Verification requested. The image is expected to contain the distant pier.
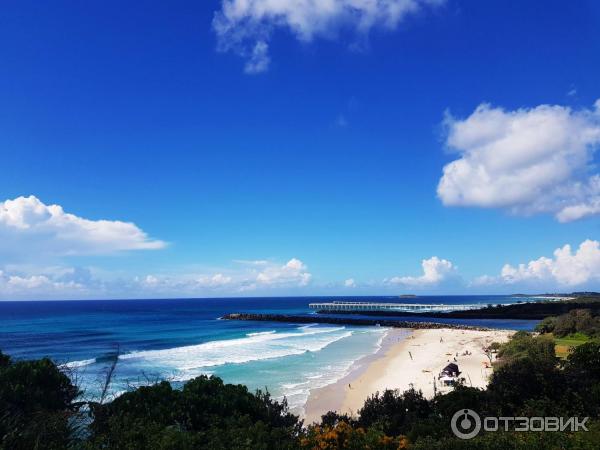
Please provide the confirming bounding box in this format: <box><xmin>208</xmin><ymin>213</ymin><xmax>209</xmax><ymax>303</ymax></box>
<box><xmin>309</xmin><ymin>301</ymin><xmax>487</xmax><ymax>313</ymax></box>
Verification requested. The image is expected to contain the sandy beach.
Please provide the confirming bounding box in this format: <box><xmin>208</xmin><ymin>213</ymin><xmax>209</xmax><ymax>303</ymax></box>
<box><xmin>304</xmin><ymin>327</ymin><xmax>513</xmax><ymax>424</ymax></box>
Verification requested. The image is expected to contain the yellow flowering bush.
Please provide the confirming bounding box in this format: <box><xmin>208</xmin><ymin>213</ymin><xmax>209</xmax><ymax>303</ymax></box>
<box><xmin>301</xmin><ymin>420</ymin><xmax>408</xmax><ymax>450</ymax></box>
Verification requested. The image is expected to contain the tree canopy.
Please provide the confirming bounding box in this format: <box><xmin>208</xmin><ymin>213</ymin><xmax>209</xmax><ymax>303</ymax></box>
<box><xmin>2</xmin><ymin>330</ymin><xmax>600</xmax><ymax>449</ymax></box>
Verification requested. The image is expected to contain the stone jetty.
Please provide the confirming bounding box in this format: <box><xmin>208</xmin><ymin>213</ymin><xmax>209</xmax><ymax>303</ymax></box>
<box><xmin>221</xmin><ymin>313</ymin><xmax>496</xmax><ymax>331</ymax></box>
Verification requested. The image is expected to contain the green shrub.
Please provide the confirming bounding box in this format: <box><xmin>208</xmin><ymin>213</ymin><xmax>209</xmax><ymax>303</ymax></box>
<box><xmin>86</xmin><ymin>375</ymin><xmax>301</xmax><ymax>449</ymax></box>
<box><xmin>497</xmin><ymin>332</ymin><xmax>556</xmax><ymax>365</ymax></box>
<box><xmin>358</xmin><ymin>388</ymin><xmax>432</xmax><ymax>437</ymax></box>
<box><xmin>534</xmin><ymin>316</ymin><xmax>557</xmax><ymax>334</ymax></box>
<box><xmin>553</xmin><ymin>309</ymin><xmax>600</xmax><ymax>338</ymax></box>
<box><xmin>0</xmin><ymin>355</ymin><xmax>80</xmax><ymax>450</ymax></box>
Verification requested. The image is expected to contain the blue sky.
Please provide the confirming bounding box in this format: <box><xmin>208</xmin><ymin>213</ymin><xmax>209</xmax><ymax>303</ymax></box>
<box><xmin>1</xmin><ymin>0</ymin><xmax>600</xmax><ymax>299</ymax></box>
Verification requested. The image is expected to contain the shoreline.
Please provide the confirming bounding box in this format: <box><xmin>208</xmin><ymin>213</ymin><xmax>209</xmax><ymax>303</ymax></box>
<box><xmin>303</xmin><ymin>327</ymin><xmax>513</xmax><ymax>424</ymax></box>
<box><xmin>302</xmin><ymin>327</ymin><xmax>411</xmax><ymax>421</ymax></box>
<box><xmin>303</xmin><ymin>328</ymin><xmax>413</xmax><ymax>423</ymax></box>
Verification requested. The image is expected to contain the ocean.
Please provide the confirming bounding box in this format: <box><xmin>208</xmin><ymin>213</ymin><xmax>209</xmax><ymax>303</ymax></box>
<box><xmin>0</xmin><ymin>296</ymin><xmax>539</xmax><ymax>415</ymax></box>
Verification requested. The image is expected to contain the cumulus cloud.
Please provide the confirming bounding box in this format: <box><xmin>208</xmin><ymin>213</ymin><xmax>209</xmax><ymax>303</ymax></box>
<box><xmin>437</xmin><ymin>100</ymin><xmax>600</xmax><ymax>222</ymax></box>
<box><xmin>502</xmin><ymin>240</ymin><xmax>600</xmax><ymax>286</ymax></box>
<box><xmin>205</xmin><ymin>273</ymin><xmax>234</xmax><ymax>286</ymax></box>
<box><xmin>0</xmin><ymin>272</ymin><xmax>81</xmax><ymax>291</ymax></box>
<box><xmin>0</xmin><ymin>268</ymin><xmax>87</xmax><ymax>299</ymax></box>
<box><xmin>256</xmin><ymin>258</ymin><xmax>311</xmax><ymax>286</ymax></box>
<box><xmin>344</xmin><ymin>278</ymin><xmax>356</xmax><ymax>288</ymax></box>
<box><xmin>475</xmin><ymin>239</ymin><xmax>600</xmax><ymax>287</ymax></box>
<box><xmin>140</xmin><ymin>272</ymin><xmax>234</xmax><ymax>291</ymax></box>
<box><xmin>388</xmin><ymin>256</ymin><xmax>456</xmax><ymax>286</ymax></box>
<box><xmin>137</xmin><ymin>258</ymin><xmax>311</xmax><ymax>295</ymax></box>
<box><xmin>0</xmin><ymin>195</ymin><xmax>165</xmax><ymax>258</ymax></box>
<box><xmin>213</xmin><ymin>0</ymin><xmax>444</xmax><ymax>73</ymax></box>
<box><xmin>0</xmin><ymin>256</ymin><xmax>312</xmax><ymax>299</ymax></box>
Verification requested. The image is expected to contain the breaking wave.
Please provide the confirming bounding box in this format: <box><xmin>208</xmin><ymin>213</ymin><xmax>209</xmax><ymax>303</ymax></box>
<box><xmin>118</xmin><ymin>326</ymin><xmax>352</xmax><ymax>372</ymax></box>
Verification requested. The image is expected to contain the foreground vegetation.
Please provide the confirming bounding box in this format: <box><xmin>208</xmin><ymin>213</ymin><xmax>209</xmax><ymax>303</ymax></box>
<box><xmin>535</xmin><ymin>308</ymin><xmax>600</xmax><ymax>358</ymax></box>
<box><xmin>2</xmin><ymin>318</ymin><xmax>600</xmax><ymax>449</ymax></box>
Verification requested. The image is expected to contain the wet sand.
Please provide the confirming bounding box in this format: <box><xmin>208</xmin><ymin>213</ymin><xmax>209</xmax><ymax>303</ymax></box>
<box><xmin>303</xmin><ymin>327</ymin><xmax>512</xmax><ymax>424</ymax></box>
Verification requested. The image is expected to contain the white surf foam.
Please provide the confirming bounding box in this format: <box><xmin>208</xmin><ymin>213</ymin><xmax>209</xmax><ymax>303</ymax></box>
<box><xmin>246</xmin><ymin>330</ymin><xmax>277</xmax><ymax>337</ymax></box>
<box><xmin>119</xmin><ymin>326</ymin><xmax>352</xmax><ymax>373</ymax></box>
<box><xmin>64</xmin><ymin>358</ymin><xmax>96</xmax><ymax>369</ymax></box>
<box><xmin>278</xmin><ymin>327</ymin><xmax>391</xmax><ymax>415</ymax></box>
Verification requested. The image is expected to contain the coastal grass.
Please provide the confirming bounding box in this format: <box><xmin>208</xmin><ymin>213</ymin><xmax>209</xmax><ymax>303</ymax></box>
<box><xmin>554</xmin><ymin>332</ymin><xmax>591</xmax><ymax>358</ymax></box>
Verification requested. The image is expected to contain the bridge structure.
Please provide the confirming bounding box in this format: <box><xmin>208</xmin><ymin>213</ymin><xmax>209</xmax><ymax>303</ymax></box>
<box><xmin>308</xmin><ymin>301</ymin><xmax>490</xmax><ymax>313</ymax></box>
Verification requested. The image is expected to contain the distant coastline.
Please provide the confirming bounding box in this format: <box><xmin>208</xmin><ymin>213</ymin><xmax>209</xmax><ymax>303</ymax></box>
<box><xmin>310</xmin><ymin>295</ymin><xmax>600</xmax><ymax>320</ymax></box>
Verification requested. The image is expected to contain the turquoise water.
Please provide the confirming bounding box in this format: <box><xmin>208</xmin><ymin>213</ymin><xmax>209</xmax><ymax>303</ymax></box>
<box><xmin>100</xmin><ymin>323</ymin><xmax>388</xmax><ymax>413</ymax></box>
<box><xmin>190</xmin><ymin>325</ymin><xmax>388</xmax><ymax>413</ymax></box>
<box><xmin>0</xmin><ymin>296</ymin><xmax>539</xmax><ymax>414</ymax></box>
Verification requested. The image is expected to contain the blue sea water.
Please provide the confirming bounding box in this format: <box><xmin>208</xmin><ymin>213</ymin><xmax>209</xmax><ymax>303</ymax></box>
<box><xmin>0</xmin><ymin>296</ymin><xmax>539</xmax><ymax>414</ymax></box>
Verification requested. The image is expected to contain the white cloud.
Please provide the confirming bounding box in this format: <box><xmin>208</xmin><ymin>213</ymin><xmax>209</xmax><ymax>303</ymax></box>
<box><xmin>469</xmin><ymin>274</ymin><xmax>497</xmax><ymax>287</ymax></box>
<box><xmin>136</xmin><ymin>258</ymin><xmax>310</xmax><ymax>295</ymax></box>
<box><xmin>143</xmin><ymin>275</ymin><xmax>160</xmax><ymax>286</ymax></box>
<box><xmin>0</xmin><ymin>195</ymin><xmax>165</xmax><ymax>258</ymax></box>
<box><xmin>256</xmin><ymin>258</ymin><xmax>311</xmax><ymax>286</ymax></box>
<box><xmin>0</xmin><ymin>269</ymin><xmax>87</xmax><ymax>299</ymax></box>
<box><xmin>213</xmin><ymin>0</ymin><xmax>444</xmax><ymax>73</ymax></box>
<box><xmin>555</xmin><ymin>187</ymin><xmax>600</xmax><ymax>222</ymax></box>
<box><xmin>476</xmin><ymin>239</ymin><xmax>600</xmax><ymax>287</ymax></box>
<box><xmin>389</xmin><ymin>256</ymin><xmax>456</xmax><ymax>286</ymax></box>
<box><xmin>0</xmin><ymin>257</ymin><xmax>312</xmax><ymax>300</ymax></box>
<box><xmin>344</xmin><ymin>278</ymin><xmax>356</xmax><ymax>287</ymax></box>
<box><xmin>437</xmin><ymin>100</ymin><xmax>600</xmax><ymax>222</ymax></box>
<box><xmin>233</xmin><ymin>259</ymin><xmax>269</xmax><ymax>266</ymax></box>
<box><xmin>244</xmin><ymin>40</ymin><xmax>270</xmax><ymax>74</ymax></box>
<box><xmin>503</xmin><ymin>240</ymin><xmax>600</xmax><ymax>286</ymax></box>
<box><xmin>139</xmin><ymin>272</ymin><xmax>234</xmax><ymax>291</ymax></box>
<box><xmin>199</xmin><ymin>273</ymin><xmax>234</xmax><ymax>287</ymax></box>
